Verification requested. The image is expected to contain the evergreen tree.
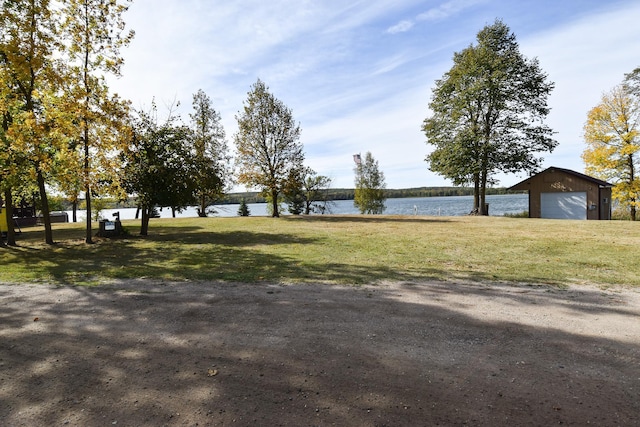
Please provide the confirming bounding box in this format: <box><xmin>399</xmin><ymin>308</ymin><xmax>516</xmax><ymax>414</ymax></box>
<box><xmin>283</xmin><ymin>167</ymin><xmax>305</xmax><ymax>215</ymax></box>
<box><xmin>237</xmin><ymin>199</ymin><xmax>250</xmax><ymax>216</ymax></box>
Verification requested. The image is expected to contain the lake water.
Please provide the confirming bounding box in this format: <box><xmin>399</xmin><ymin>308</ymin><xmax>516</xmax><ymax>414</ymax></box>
<box><xmin>66</xmin><ymin>194</ymin><xmax>528</xmax><ymax>221</ymax></box>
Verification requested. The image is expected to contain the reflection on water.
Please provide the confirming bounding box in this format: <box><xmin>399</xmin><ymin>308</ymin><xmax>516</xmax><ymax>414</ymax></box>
<box><xmin>65</xmin><ymin>194</ymin><xmax>528</xmax><ymax>221</ymax></box>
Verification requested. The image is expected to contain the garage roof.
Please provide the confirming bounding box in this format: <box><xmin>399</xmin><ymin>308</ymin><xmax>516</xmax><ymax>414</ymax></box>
<box><xmin>508</xmin><ymin>167</ymin><xmax>613</xmax><ymax>191</ymax></box>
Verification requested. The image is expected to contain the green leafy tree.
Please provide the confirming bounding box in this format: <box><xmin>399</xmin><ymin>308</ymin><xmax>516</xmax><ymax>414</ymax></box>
<box><xmin>582</xmin><ymin>83</ymin><xmax>640</xmax><ymax>221</ymax></box>
<box><xmin>189</xmin><ymin>89</ymin><xmax>231</xmax><ymax>217</ymax></box>
<box><xmin>422</xmin><ymin>20</ymin><xmax>556</xmax><ymax>215</ymax></box>
<box><xmin>234</xmin><ymin>79</ymin><xmax>304</xmax><ymax>217</ymax></box>
<box><xmin>354</xmin><ymin>152</ymin><xmax>386</xmax><ymax>214</ymax></box>
<box><xmin>122</xmin><ymin>108</ymin><xmax>198</xmax><ymax>235</ymax></box>
<box><xmin>60</xmin><ymin>0</ymin><xmax>134</xmax><ymax>243</ymax></box>
<box><xmin>301</xmin><ymin>168</ymin><xmax>332</xmax><ymax>215</ymax></box>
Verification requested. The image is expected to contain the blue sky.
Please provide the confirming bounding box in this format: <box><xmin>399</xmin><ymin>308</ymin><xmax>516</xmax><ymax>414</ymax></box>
<box><xmin>110</xmin><ymin>0</ymin><xmax>640</xmax><ymax>190</ymax></box>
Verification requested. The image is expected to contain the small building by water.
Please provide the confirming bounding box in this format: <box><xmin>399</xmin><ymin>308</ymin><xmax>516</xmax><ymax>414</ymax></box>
<box><xmin>508</xmin><ymin>167</ymin><xmax>612</xmax><ymax>220</ymax></box>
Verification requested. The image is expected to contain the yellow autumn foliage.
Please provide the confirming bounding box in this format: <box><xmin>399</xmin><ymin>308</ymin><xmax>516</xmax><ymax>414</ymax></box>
<box><xmin>583</xmin><ymin>84</ymin><xmax>640</xmax><ymax>219</ymax></box>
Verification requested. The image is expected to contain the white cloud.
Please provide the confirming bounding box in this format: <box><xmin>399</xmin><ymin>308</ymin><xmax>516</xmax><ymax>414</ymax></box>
<box><xmin>386</xmin><ymin>20</ymin><xmax>414</xmax><ymax>34</ymax></box>
<box><xmin>386</xmin><ymin>0</ymin><xmax>483</xmax><ymax>35</ymax></box>
<box><xmin>416</xmin><ymin>0</ymin><xmax>483</xmax><ymax>22</ymax></box>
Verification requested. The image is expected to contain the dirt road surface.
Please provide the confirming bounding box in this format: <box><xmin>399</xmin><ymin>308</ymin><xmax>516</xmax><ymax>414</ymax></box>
<box><xmin>1</xmin><ymin>280</ymin><xmax>639</xmax><ymax>426</ymax></box>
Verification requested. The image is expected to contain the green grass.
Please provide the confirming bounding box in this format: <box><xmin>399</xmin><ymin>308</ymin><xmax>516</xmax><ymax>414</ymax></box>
<box><xmin>1</xmin><ymin>215</ymin><xmax>639</xmax><ymax>287</ymax></box>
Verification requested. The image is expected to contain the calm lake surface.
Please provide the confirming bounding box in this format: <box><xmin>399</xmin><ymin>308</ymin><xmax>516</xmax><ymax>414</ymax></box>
<box><xmin>68</xmin><ymin>194</ymin><xmax>528</xmax><ymax>221</ymax></box>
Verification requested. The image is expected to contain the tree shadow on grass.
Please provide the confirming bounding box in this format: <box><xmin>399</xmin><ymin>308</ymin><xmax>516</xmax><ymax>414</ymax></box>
<box><xmin>140</xmin><ymin>229</ymin><xmax>318</xmax><ymax>247</ymax></box>
<box><xmin>0</xmin><ymin>281</ymin><xmax>638</xmax><ymax>426</ymax></box>
<box><xmin>284</xmin><ymin>215</ymin><xmax>453</xmax><ymax>224</ymax></box>
<box><xmin>3</xmin><ymin>228</ymin><xmax>636</xmax><ymax>289</ymax></box>
<box><xmin>3</xmin><ymin>227</ymin><xmax>443</xmax><ymax>285</ymax></box>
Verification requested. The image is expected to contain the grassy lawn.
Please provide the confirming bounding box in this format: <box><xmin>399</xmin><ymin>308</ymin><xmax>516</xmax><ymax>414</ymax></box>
<box><xmin>1</xmin><ymin>215</ymin><xmax>638</xmax><ymax>287</ymax></box>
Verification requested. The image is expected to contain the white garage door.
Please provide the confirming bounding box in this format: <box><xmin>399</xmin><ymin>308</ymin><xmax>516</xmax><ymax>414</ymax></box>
<box><xmin>540</xmin><ymin>192</ymin><xmax>587</xmax><ymax>220</ymax></box>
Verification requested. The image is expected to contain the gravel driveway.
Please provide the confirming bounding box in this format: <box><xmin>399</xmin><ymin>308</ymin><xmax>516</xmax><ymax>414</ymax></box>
<box><xmin>1</xmin><ymin>280</ymin><xmax>639</xmax><ymax>426</ymax></box>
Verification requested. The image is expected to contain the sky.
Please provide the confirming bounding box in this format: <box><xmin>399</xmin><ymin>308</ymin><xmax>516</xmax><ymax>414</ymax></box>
<box><xmin>109</xmin><ymin>0</ymin><xmax>640</xmax><ymax>190</ymax></box>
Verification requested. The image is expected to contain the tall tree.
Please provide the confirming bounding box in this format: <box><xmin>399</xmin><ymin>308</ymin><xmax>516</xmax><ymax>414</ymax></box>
<box><xmin>60</xmin><ymin>0</ymin><xmax>134</xmax><ymax>243</ymax></box>
<box><xmin>189</xmin><ymin>89</ymin><xmax>230</xmax><ymax>217</ymax></box>
<box><xmin>122</xmin><ymin>108</ymin><xmax>198</xmax><ymax>236</ymax></box>
<box><xmin>422</xmin><ymin>20</ymin><xmax>556</xmax><ymax>215</ymax></box>
<box><xmin>0</xmin><ymin>0</ymin><xmax>65</xmax><ymax>245</ymax></box>
<box><xmin>354</xmin><ymin>152</ymin><xmax>386</xmax><ymax>214</ymax></box>
<box><xmin>582</xmin><ymin>84</ymin><xmax>640</xmax><ymax>221</ymax></box>
<box><xmin>234</xmin><ymin>79</ymin><xmax>304</xmax><ymax>217</ymax></box>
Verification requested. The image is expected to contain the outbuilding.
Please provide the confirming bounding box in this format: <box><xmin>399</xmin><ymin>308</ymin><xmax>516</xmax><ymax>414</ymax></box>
<box><xmin>508</xmin><ymin>167</ymin><xmax>612</xmax><ymax>220</ymax></box>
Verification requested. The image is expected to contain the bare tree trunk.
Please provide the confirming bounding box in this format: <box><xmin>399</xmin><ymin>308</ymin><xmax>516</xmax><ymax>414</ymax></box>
<box><xmin>0</xmin><ymin>189</ymin><xmax>5</xmax><ymax>248</ymax></box>
<box><xmin>37</xmin><ymin>169</ymin><xmax>54</xmax><ymax>245</ymax></box>
<box><xmin>271</xmin><ymin>189</ymin><xmax>279</xmax><ymax>217</ymax></box>
<box><xmin>479</xmin><ymin>170</ymin><xmax>488</xmax><ymax>216</ymax></box>
<box><xmin>473</xmin><ymin>172</ymin><xmax>480</xmax><ymax>213</ymax></box>
<box><xmin>83</xmin><ymin>118</ymin><xmax>92</xmax><ymax>243</ymax></box>
<box><xmin>72</xmin><ymin>199</ymin><xmax>77</xmax><ymax>223</ymax></box>
<box><xmin>629</xmin><ymin>154</ymin><xmax>636</xmax><ymax>221</ymax></box>
<box><xmin>4</xmin><ymin>188</ymin><xmax>16</xmax><ymax>246</ymax></box>
<box><xmin>85</xmin><ymin>186</ymin><xmax>92</xmax><ymax>244</ymax></box>
<box><xmin>83</xmin><ymin>6</ymin><xmax>93</xmax><ymax>244</ymax></box>
<box><xmin>198</xmin><ymin>193</ymin><xmax>207</xmax><ymax>217</ymax></box>
<box><xmin>140</xmin><ymin>206</ymin><xmax>150</xmax><ymax>236</ymax></box>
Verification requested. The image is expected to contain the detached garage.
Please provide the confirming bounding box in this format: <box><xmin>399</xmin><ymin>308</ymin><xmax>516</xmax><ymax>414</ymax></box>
<box><xmin>509</xmin><ymin>167</ymin><xmax>612</xmax><ymax>220</ymax></box>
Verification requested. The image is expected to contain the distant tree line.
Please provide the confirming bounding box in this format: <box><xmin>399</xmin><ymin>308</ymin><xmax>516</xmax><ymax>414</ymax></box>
<box><xmin>221</xmin><ymin>186</ymin><xmax>519</xmax><ymax>205</ymax></box>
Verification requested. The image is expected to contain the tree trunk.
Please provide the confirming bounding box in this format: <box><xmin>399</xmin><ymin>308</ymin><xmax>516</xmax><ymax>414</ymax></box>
<box><xmin>479</xmin><ymin>169</ymin><xmax>488</xmax><ymax>216</ymax></box>
<box><xmin>140</xmin><ymin>206</ymin><xmax>150</xmax><ymax>236</ymax></box>
<box><xmin>82</xmin><ymin>4</ymin><xmax>93</xmax><ymax>244</ymax></box>
<box><xmin>37</xmin><ymin>169</ymin><xmax>54</xmax><ymax>245</ymax></box>
<box><xmin>271</xmin><ymin>190</ymin><xmax>279</xmax><ymax>217</ymax></box>
<box><xmin>472</xmin><ymin>172</ymin><xmax>480</xmax><ymax>213</ymax></box>
<box><xmin>85</xmin><ymin>186</ymin><xmax>92</xmax><ymax>244</ymax></box>
<box><xmin>72</xmin><ymin>199</ymin><xmax>77</xmax><ymax>222</ymax></box>
<box><xmin>0</xmin><ymin>189</ymin><xmax>5</xmax><ymax>248</ymax></box>
<box><xmin>629</xmin><ymin>154</ymin><xmax>636</xmax><ymax>221</ymax></box>
<box><xmin>199</xmin><ymin>194</ymin><xmax>207</xmax><ymax>217</ymax></box>
<box><xmin>83</xmin><ymin>120</ymin><xmax>92</xmax><ymax>243</ymax></box>
<box><xmin>4</xmin><ymin>188</ymin><xmax>16</xmax><ymax>246</ymax></box>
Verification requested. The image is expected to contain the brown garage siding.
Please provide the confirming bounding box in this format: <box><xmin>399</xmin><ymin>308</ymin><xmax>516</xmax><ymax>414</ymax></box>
<box><xmin>508</xmin><ymin>167</ymin><xmax>612</xmax><ymax>220</ymax></box>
